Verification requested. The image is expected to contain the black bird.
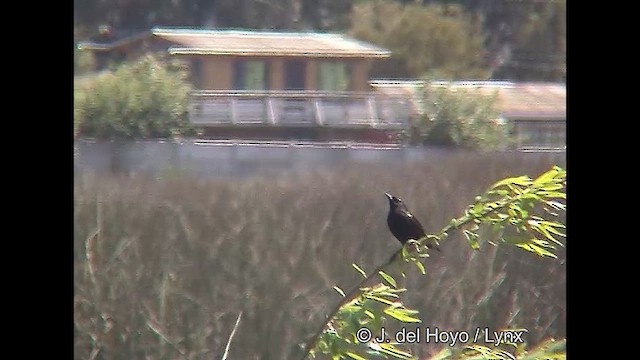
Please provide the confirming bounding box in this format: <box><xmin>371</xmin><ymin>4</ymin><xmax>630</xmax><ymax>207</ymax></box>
<box><xmin>385</xmin><ymin>193</ymin><xmax>440</xmax><ymax>251</ymax></box>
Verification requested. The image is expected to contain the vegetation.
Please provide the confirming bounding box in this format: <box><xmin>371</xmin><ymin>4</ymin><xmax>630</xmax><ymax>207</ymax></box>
<box><xmin>350</xmin><ymin>1</ymin><xmax>490</xmax><ymax>79</ymax></box>
<box><xmin>400</xmin><ymin>83</ymin><xmax>512</xmax><ymax>151</ymax></box>
<box><xmin>74</xmin><ymin>0</ymin><xmax>353</xmax><ymax>33</ymax></box>
<box><xmin>74</xmin><ymin>26</ymin><xmax>95</xmax><ymax>75</ymax></box>
<box><xmin>74</xmin><ymin>0</ymin><xmax>565</xmax><ymax>82</ymax></box>
<box><xmin>303</xmin><ymin>165</ymin><xmax>566</xmax><ymax>359</ymax></box>
<box><xmin>74</xmin><ymin>54</ymin><xmax>194</xmax><ymax>139</ymax></box>
<box><xmin>74</xmin><ymin>47</ymin><xmax>95</xmax><ymax>76</ymax></box>
<box><xmin>74</xmin><ymin>152</ymin><xmax>566</xmax><ymax>359</ymax></box>
<box><xmin>488</xmin><ymin>0</ymin><xmax>566</xmax><ymax>81</ymax></box>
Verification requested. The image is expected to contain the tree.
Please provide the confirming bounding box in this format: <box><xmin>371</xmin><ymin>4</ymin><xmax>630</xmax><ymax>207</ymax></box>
<box><xmin>400</xmin><ymin>82</ymin><xmax>512</xmax><ymax>150</ymax></box>
<box><xmin>75</xmin><ymin>54</ymin><xmax>194</xmax><ymax>140</ymax></box>
<box><xmin>477</xmin><ymin>0</ymin><xmax>566</xmax><ymax>81</ymax></box>
<box><xmin>74</xmin><ymin>0</ymin><xmax>355</xmax><ymax>40</ymax></box>
<box><xmin>350</xmin><ymin>1</ymin><xmax>491</xmax><ymax>79</ymax></box>
<box><xmin>302</xmin><ymin>166</ymin><xmax>567</xmax><ymax>359</ymax></box>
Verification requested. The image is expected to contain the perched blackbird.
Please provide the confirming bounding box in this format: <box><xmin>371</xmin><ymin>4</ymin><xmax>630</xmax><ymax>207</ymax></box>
<box><xmin>385</xmin><ymin>193</ymin><xmax>440</xmax><ymax>251</ymax></box>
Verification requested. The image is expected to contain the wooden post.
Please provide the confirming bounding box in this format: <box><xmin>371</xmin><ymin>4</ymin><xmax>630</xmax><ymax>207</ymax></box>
<box><xmin>305</xmin><ymin>59</ymin><xmax>317</xmax><ymax>90</ymax></box>
<box><xmin>270</xmin><ymin>58</ymin><xmax>284</xmax><ymax>90</ymax></box>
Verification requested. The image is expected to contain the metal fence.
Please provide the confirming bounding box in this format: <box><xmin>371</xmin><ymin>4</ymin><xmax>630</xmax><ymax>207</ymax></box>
<box><xmin>189</xmin><ymin>90</ymin><xmax>413</xmax><ymax>128</ymax></box>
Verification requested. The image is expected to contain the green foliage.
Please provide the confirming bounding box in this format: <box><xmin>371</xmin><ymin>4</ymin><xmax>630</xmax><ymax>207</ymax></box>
<box><xmin>74</xmin><ymin>0</ymin><xmax>352</xmax><ymax>34</ymax></box>
<box><xmin>75</xmin><ymin>54</ymin><xmax>194</xmax><ymax>140</ymax></box>
<box><xmin>350</xmin><ymin>1</ymin><xmax>490</xmax><ymax>79</ymax></box>
<box><xmin>74</xmin><ymin>25</ymin><xmax>95</xmax><ymax>75</ymax></box>
<box><xmin>303</xmin><ymin>166</ymin><xmax>566</xmax><ymax>359</ymax></box>
<box><xmin>73</xmin><ymin>0</ymin><xmax>564</xmax><ymax>82</ymax></box>
<box><xmin>464</xmin><ymin>166</ymin><xmax>566</xmax><ymax>258</ymax></box>
<box><xmin>313</xmin><ymin>281</ymin><xmax>415</xmax><ymax>360</ymax></box>
<box><xmin>430</xmin><ymin>336</ymin><xmax>566</xmax><ymax>360</ymax></box>
<box><xmin>401</xmin><ymin>83</ymin><xmax>511</xmax><ymax>150</ymax></box>
<box><xmin>74</xmin><ymin>47</ymin><xmax>96</xmax><ymax>75</ymax></box>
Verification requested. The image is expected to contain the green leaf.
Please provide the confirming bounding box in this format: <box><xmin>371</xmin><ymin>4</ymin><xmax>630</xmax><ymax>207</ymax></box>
<box><xmin>538</xmin><ymin>191</ymin><xmax>566</xmax><ymax>199</ymax></box>
<box><xmin>346</xmin><ymin>351</ymin><xmax>368</xmax><ymax>360</ymax></box>
<box><xmin>515</xmin><ymin>242</ymin><xmax>558</xmax><ymax>258</ymax></box>
<box><xmin>377</xmin><ymin>291</ymin><xmax>400</xmax><ymax>299</ymax></box>
<box><xmin>544</xmin><ymin>200</ymin><xmax>566</xmax><ymax>211</ymax></box>
<box><xmin>378</xmin><ymin>271</ymin><xmax>397</xmax><ymax>288</ymax></box>
<box><xmin>376</xmin><ymin>343</ymin><xmax>413</xmax><ymax>359</ymax></box>
<box><xmin>401</xmin><ymin>246</ymin><xmax>409</xmax><ymax>261</ymax></box>
<box><xmin>540</xmin><ymin>183</ymin><xmax>564</xmax><ymax>191</ymax></box>
<box><xmin>465</xmin><ymin>345</ymin><xmax>517</xmax><ymax>359</ymax></box>
<box><xmin>463</xmin><ymin>229</ymin><xmax>480</xmax><ymax>250</ymax></box>
<box><xmin>490</xmin><ymin>175</ymin><xmax>532</xmax><ymax>189</ymax></box>
<box><xmin>530</xmin><ymin>221</ymin><xmax>565</xmax><ymax>246</ymax></box>
<box><xmin>413</xmin><ymin>260</ymin><xmax>427</xmax><ymax>275</ymax></box>
<box><xmin>472</xmin><ymin>202</ymin><xmax>484</xmax><ymax>214</ymax></box>
<box><xmin>487</xmin><ymin>188</ymin><xmax>509</xmax><ymax>196</ymax></box>
<box><xmin>533</xmin><ymin>167</ymin><xmax>561</xmax><ymax>185</ymax></box>
<box><xmin>364</xmin><ymin>294</ymin><xmax>396</xmax><ymax>306</ymax></box>
<box><xmin>383</xmin><ymin>307</ymin><xmax>422</xmax><ymax>323</ymax></box>
<box><xmin>352</xmin><ymin>263</ymin><xmax>368</xmax><ymax>278</ymax></box>
<box><xmin>543</xmin><ymin>222</ymin><xmax>566</xmax><ymax>238</ymax></box>
<box><xmin>507</xmin><ymin>183</ymin><xmax>524</xmax><ymax>195</ymax></box>
<box><xmin>519</xmin><ymin>193</ymin><xmax>540</xmax><ymax>201</ymax></box>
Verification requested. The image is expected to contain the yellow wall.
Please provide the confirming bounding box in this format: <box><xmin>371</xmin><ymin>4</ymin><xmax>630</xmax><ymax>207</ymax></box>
<box><xmin>305</xmin><ymin>59</ymin><xmax>317</xmax><ymax>90</ymax></box>
<box><xmin>350</xmin><ymin>59</ymin><xmax>371</xmax><ymax>91</ymax></box>
<box><xmin>270</xmin><ymin>58</ymin><xmax>284</xmax><ymax>90</ymax></box>
<box><xmin>201</xmin><ymin>56</ymin><xmax>233</xmax><ymax>89</ymax></box>
<box><xmin>182</xmin><ymin>55</ymin><xmax>374</xmax><ymax>91</ymax></box>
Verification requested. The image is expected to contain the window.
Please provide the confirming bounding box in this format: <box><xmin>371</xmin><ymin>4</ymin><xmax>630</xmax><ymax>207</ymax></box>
<box><xmin>284</xmin><ymin>60</ymin><xmax>306</xmax><ymax>90</ymax></box>
<box><xmin>234</xmin><ymin>60</ymin><xmax>269</xmax><ymax>90</ymax></box>
<box><xmin>317</xmin><ymin>61</ymin><xmax>351</xmax><ymax>91</ymax></box>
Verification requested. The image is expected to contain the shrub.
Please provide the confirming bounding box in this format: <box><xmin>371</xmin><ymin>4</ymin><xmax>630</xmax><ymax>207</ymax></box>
<box><xmin>75</xmin><ymin>54</ymin><xmax>194</xmax><ymax>139</ymax></box>
<box><xmin>401</xmin><ymin>83</ymin><xmax>512</xmax><ymax>151</ymax></box>
<box><xmin>74</xmin><ymin>47</ymin><xmax>96</xmax><ymax>75</ymax></box>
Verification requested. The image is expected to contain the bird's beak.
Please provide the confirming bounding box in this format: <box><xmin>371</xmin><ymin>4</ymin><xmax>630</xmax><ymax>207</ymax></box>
<box><xmin>385</xmin><ymin>193</ymin><xmax>393</xmax><ymax>200</ymax></box>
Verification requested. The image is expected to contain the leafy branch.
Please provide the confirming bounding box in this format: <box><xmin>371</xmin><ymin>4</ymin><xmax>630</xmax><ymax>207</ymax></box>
<box><xmin>301</xmin><ymin>166</ymin><xmax>566</xmax><ymax>360</ymax></box>
<box><xmin>431</xmin><ymin>336</ymin><xmax>566</xmax><ymax>360</ymax></box>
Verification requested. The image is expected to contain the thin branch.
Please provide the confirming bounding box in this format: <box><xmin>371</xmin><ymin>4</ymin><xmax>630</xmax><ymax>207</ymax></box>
<box><xmin>222</xmin><ymin>311</ymin><xmax>243</xmax><ymax>360</ymax></box>
<box><xmin>142</xmin><ymin>302</ymin><xmax>186</xmax><ymax>355</ymax></box>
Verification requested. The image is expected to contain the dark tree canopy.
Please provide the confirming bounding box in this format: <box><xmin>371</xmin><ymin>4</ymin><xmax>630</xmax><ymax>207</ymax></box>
<box><xmin>350</xmin><ymin>1</ymin><xmax>490</xmax><ymax>79</ymax></box>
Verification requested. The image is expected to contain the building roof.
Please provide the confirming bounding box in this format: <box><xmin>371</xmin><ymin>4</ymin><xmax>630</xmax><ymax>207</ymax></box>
<box><xmin>77</xmin><ymin>31</ymin><xmax>150</xmax><ymax>51</ymax></box>
<box><xmin>78</xmin><ymin>27</ymin><xmax>391</xmax><ymax>59</ymax></box>
<box><xmin>152</xmin><ymin>27</ymin><xmax>391</xmax><ymax>58</ymax></box>
<box><xmin>370</xmin><ymin>80</ymin><xmax>566</xmax><ymax>121</ymax></box>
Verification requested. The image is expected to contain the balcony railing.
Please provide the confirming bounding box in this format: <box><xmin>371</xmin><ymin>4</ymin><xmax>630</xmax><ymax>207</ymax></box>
<box><xmin>189</xmin><ymin>90</ymin><xmax>413</xmax><ymax>129</ymax></box>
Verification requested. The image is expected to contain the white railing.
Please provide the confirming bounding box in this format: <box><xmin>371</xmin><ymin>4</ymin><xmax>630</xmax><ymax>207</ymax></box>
<box><xmin>189</xmin><ymin>90</ymin><xmax>413</xmax><ymax>129</ymax></box>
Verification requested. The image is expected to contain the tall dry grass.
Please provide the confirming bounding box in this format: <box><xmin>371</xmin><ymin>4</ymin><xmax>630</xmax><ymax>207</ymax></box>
<box><xmin>74</xmin><ymin>151</ymin><xmax>566</xmax><ymax>359</ymax></box>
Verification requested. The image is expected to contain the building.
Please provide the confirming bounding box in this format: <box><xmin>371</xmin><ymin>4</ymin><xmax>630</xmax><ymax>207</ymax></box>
<box><xmin>78</xmin><ymin>29</ymin><xmax>565</xmax><ymax>149</ymax></box>
<box><xmin>78</xmin><ymin>27</ymin><xmax>411</xmax><ymax>143</ymax></box>
<box><xmin>370</xmin><ymin>80</ymin><xmax>566</xmax><ymax>151</ymax></box>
